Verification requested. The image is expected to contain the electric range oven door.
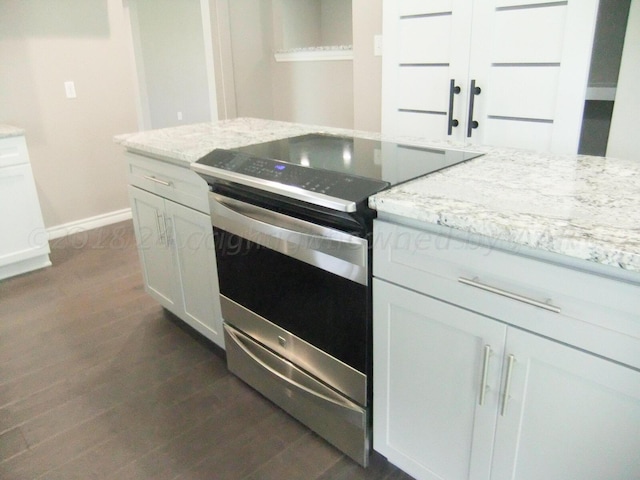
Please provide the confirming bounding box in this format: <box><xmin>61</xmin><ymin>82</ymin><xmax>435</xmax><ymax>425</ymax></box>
<box><xmin>209</xmin><ymin>191</ymin><xmax>371</xmax><ymax>466</ymax></box>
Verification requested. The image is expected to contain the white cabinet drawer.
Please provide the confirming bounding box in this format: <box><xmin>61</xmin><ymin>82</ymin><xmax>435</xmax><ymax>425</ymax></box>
<box><xmin>373</xmin><ymin>220</ymin><xmax>640</xmax><ymax>370</ymax></box>
<box><xmin>0</xmin><ymin>136</ymin><xmax>28</xmax><ymax>168</ymax></box>
<box><xmin>126</xmin><ymin>152</ymin><xmax>209</xmax><ymax>213</ymax></box>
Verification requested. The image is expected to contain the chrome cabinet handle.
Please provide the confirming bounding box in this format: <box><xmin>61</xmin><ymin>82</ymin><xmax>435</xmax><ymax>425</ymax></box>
<box><xmin>458</xmin><ymin>277</ymin><xmax>561</xmax><ymax>314</ymax></box>
<box><xmin>447</xmin><ymin>79</ymin><xmax>461</xmax><ymax>135</ymax></box>
<box><xmin>156</xmin><ymin>212</ymin><xmax>167</xmax><ymax>245</ymax></box>
<box><xmin>144</xmin><ymin>175</ymin><xmax>172</xmax><ymax>187</ymax></box>
<box><xmin>478</xmin><ymin>345</ymin><xmax>492</xmax><ymax>406</ymax></box>
<box><xmin>501</xmin><ymin>354</ymin><xmax>516</xmax><ymax>416</ymax></box>
<box><xmin>164</xmin><ymin>216</ymin><xmax>172</xmax><ymax>246</ymax></box>
<box><xmin>466</xmin><ymin>79</ymin><xmax>481</xmax><ymax>138</ymax></box>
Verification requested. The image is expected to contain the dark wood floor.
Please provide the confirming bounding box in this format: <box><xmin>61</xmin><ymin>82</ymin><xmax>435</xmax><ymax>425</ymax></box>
<box><xmin>0</xmin><ymin>221</ymin><xmax>414</xmax><ymax>480</ymax></box>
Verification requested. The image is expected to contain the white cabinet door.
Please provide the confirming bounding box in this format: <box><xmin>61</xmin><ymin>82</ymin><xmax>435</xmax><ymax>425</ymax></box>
<box><xmin>0</xmin><ymin>164</ymin><xmax>49</xmax><ymax>267</ymax></box>
<box><xmin>167</xmin><ymin>200</ymin><xmax>224</xmax><ymax>347</ymax></box>
<box><xmin>382</xmin><ymin>0</ymin><xmax>473</xmax><ymax>140</ymax></box>
<box><xmin>491</xmin><ymin>328</ymin><xmax>640</xmax><ymax>480</ymax></box>
<box><xmin>382</xmin><ymin>0</ymin><xmax>599</xmax><ymax>154</ymax></box>
<box><xmin>468</xmin><ymin>0</ymin><xmax>599</xmax><ymax>153</ymax></box>
<box><xmin>128</xmin><ymin>186</ymin><xmax>179</xmax><ymax>311</ymax></box>
<box><xmin>373</xmin><ymin>279</ymin><xmax>507</xmax><ymax>480</ymax></box>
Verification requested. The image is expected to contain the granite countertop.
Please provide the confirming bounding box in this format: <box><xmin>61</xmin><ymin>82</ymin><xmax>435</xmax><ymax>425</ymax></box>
<box><xmin>115</xmin><ymin>117</ymin><xmax>381</xmax><ymax>167</ymax></box>
<box><xmin>370</xmin><ymin>146</ymin><xmax>640</xmax><ymax>275</ymax></box>
<box><xmin>0</xmin><ymin>124</ymin><xmax>25</xmax><ymax>138</ymax></box>
<box><xmin>116</xmin><ymin>118</ymin><xmax>640</xmax><ymax>275</ymax></box>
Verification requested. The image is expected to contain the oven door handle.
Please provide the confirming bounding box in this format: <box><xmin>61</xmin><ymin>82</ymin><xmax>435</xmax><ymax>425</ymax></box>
<box><xmin>209</xmin><ymin>192</ymin><xmax>369</xmax><ymax>285</ymax></box>
<box><xmin>225</xmin><ymin>324</ymin><xmax>366</xmax><ymax>421</ymax></box>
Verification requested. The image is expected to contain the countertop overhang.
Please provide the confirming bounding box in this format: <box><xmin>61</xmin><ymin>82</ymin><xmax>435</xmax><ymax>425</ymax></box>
<box><xmin>115</xmin><ymin>118</ymin><xmax>640</xmax><ymax>277</ymax></box>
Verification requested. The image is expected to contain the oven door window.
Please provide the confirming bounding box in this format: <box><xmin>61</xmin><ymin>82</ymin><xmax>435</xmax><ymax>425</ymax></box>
<box><xmin>214</xmin><ymin>227</ymin><xmax>367</xmax><ymax>373</ymax></box>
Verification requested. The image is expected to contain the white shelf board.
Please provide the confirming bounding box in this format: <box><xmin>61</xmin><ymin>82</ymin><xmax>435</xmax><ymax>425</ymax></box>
<box><xmin>274</xmin><ymin>49</ymin><xmax>353</xmax><ymax>63</ymax></box>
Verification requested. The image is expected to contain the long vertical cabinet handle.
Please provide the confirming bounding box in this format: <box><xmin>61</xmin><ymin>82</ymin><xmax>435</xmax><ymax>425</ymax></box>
<box><xmin>447</xmin><ymin>79</ymin><xmax>461</xmax><ymax>135</ymax></box>
<box><xmin>164</xmin><ymin>216</ymin><xmax>173</xmax><ymax>247</ymax></box>
<box><xmin>478</xmin><ymin>345</ymin><xmax>492</xmax><ymax>406</ymax></box>
<box><xmin>501</xmin><ymin>354</ymin><xmax>516</xmax><ymax>416</ymax></box>
<box><xmin>156</xmin><ymin>212</ymin><xmax>167</xmax><ymax>246</ymax></box>
<box><xmin>466</xmin><ymin>79</ymin><xmax>481</xmax><ymax>137</ymax></box>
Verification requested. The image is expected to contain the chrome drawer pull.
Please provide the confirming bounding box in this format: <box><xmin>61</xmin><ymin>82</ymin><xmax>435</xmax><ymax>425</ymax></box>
<box><xmin>458</xmin><ymin>277</ymin><xmax>561</xmax><ymax>314</ymax></box>
<box><xmin>143</xmin><ymin>175</ymin><xmax>172</xmax><ymax>187</ymax></box>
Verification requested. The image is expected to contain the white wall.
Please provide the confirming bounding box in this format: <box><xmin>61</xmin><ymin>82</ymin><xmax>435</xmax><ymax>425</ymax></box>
<box><xmin>607</xmin><ymin>0</ymin><xmax>640</xmax><ymax>160</ymax></box>
<box><xmin>278</xmin><ymin>0</ymin><xmax>321</xmax><ymax>49</ymax></box>
<box><xmin>271</xmin><ymin>60</ymin><xmax>354</xmax><ymax>128</ymax></box>
<box><xmin>353</xmin><ymin>0</ymin><xmax>382</xmax><ymax>132</ymax></box>
<box><xmin>220</xmin><ymin>0</ymin><xmax>378</xmax><ymax>131</ymax></box>
<box><xmin>321</xmin><ymin>0</ymin><xmax>353</xmax><ymax>46</ymax></box>
<box><xmin>0</xmin><ymin>0</ymin><xmax>138</xmax><ymax>229</ymax></box>
<box><xmin>132</xmin><ymin>0</ymin><xmax>213</xmax><ymax>129</ymax></box>
<box><xmin>227</xmin><ymin>0</ymin><xmax>275</xmax><ymax>120</ymax></box>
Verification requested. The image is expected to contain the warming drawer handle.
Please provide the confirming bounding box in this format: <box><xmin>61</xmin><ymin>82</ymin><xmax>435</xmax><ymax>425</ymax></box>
<box><xmin>458</xmin><ymin>277</ymin><xmax>561</xmax><ymax>314</ymax></box>
<box><xmin>144</xmin><ymin>175</ymin><xmax>172</xmax><ymax>187</ymax></box>
<box><xmin>225</xmin><ymin>325</ymin><xmax>364</xmax><ymax>414</ymax></box>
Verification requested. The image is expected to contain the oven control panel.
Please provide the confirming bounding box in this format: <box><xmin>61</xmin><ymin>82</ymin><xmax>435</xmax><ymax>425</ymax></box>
<box><xmin>194</xmin><ymin>149</ymin><xmax>389</xmax><ymax>202</ymax></box>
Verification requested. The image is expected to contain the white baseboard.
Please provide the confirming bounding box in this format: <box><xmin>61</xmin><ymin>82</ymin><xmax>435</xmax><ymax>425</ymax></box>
<box><xmin>47</xmin><ymin>208</ymin><xmax>133</xmax><ymax>240</ymax></box>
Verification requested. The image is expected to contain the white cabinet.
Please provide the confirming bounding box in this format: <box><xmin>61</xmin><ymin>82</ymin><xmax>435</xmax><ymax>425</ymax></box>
<box><xmin>491</xmin><ymin>328</ymin><xmax>640</xmax><ymax>480</ymax></box>
<box><xmin>127</xmin><ymin>153</ymin><xmax>224</xmax><ymax>348</ymax></box>
<box><xmin>373</xmin><ymin>280</ymin><xmax>505</xmax><ymax>480</ymax></box>
<box><xmin>129</xmin><ymin>187</ymin><xmax>179</xmax><ymax>310</ymax></box>
<box><xmin>382</xmin><ymin>0</ymin><xmax>599</xmax><ymax>153</ymax></box>
<box><xmin>373</xmin><ymin>219</ymin><xmax>640</xmax><ymax>480</ymax></box>
<box><xmin>0</xmin><ymin>134</ymin><xmax>50</xmax><ymax>280</ymax></box>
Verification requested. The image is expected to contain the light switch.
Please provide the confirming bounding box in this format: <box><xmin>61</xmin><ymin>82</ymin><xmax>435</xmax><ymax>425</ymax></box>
<box><xmin>374</xmin><ymin>35</ymin><xmax>383</xmax><ymax>56</ymax></box>
<box><xmin>64</xmin><ymin>81</ymin><xmax>77</xmax><ymax>99</ymax></box>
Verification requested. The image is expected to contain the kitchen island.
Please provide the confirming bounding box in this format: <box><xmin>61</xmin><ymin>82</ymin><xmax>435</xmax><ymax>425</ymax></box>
<box><xmin>117</xmin><ymin>118</ymin><xmax>640</xmax><ymax>480</ymax></box>
<box><xmin>117</xmin><ymin>117</ymin><xmax>639</xmax><ymax>278</ymax></box>
<box><xmin>365</xmin><ymin>137</ymin><xmax>640</xmax><ymax>477</ymax></box>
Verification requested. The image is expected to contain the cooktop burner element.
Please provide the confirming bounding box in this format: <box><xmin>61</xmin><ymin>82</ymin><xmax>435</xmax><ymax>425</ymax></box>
<box><xmin>193</xmin><ymin>133</ymin><xmax>482</xmax><ymax>212</ymax></box>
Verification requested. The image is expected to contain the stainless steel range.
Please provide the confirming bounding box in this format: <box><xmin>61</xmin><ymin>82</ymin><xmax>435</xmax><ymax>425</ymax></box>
<box><xmin>192</xmin><ymin>133</ymin><xmax>481</xmax><ymax>466</ymax></box>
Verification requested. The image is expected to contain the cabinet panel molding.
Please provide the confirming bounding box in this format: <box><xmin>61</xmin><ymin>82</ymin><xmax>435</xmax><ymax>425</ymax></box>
<box><xmin>489</xmin><ymin>6</ymin><xmax>567</xmax><ymax>64</ymax></box>
<box><xmin>486</xmin><ymin>66</ymin><xmax>560</xmax><ymax>120</ymax></box>
<box><xmin>398</xmin><ymin>67</ymin><xmax>451</xmax><ymax>112</ymax></box>
<box><xmin>398</xmin><ymin>15</ymin><xmax>453</xmax><ymax>64</ymax></box>
<box><xmin>491</xmin><ymin>328</ymin><xmax>640</xmax><ymax>480</ymax></box>
<box><xmin>374</xmin><ymin>278</ymin><xmax>505</xmax><ymax>480</ymax></box>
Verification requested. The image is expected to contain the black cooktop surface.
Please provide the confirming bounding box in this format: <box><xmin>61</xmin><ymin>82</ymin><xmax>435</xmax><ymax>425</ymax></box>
<box><xmin>232</xmin><ymin>133</ymin><xmax>482</xmax><ymax>185</ymax></box>
<box><xmin>194</xmin><ymin>133</ymin><xmax>482</xmax><ymax>211</ymax></box>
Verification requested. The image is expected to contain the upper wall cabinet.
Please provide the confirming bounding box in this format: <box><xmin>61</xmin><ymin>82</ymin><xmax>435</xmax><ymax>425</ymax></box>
<box><xmin>382</xmin><ymin>0</ymin><xmax>600</xmax><ymax>154</ymax></box>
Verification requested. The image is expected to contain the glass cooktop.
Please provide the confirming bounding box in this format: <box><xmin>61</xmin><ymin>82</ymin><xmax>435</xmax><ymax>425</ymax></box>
<box><xmin>193</xmin><ymin>133</ymin><xmax>483</xmax><ymax>212</ymax></box>
<box><xmin>232</xmin><ymin>133</ymin><xmax>482</xmax><ymax>185</ymax></box>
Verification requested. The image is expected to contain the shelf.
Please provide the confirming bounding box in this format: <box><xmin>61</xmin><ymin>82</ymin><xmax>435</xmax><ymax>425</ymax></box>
<box><xmin>274</xmin><ymin>46</ymin><xmax>353</xmax><ymax>63</ymax></box>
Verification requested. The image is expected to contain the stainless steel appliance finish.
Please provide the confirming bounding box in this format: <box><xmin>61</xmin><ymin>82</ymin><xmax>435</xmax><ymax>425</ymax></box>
<box><xmin>210</xmin><ymin>189</ymin><xmax>371</xmax><ymax>464</ymax></box>
<box><xmin>224</xmin><ymin>324</ymin><xmax>368</xmax><ymax>464</ymax></box>
<box><xmin>192</xmin><ymin>133</ymin><xmax>483</xmax><ymax>467</ymax></box>
<box><xmin>209</xmin><ymin>193</ymin><xmax>369</xmax><ymax>286</ymax></box>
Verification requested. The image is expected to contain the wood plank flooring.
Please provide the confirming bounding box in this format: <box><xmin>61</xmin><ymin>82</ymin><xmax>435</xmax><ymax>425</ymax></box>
<box><xmin>0</xmin><ymin>221</ymin><xmax>414</xmax><ymax>480</ymax></box>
